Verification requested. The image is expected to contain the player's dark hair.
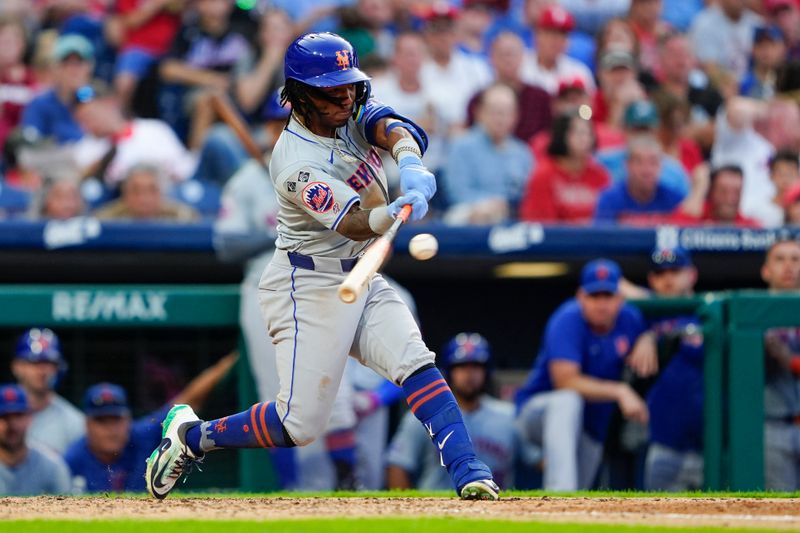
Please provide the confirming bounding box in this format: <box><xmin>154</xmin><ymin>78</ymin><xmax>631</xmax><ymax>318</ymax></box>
<box><xmin>547</xmin><ymin>112</ymin><xmax>595</xmax><ymax>158</ymax></box>
<box><xmin>769</xmin><ymin>149</ymin><xmax>800</xmax><ymax>172</ymax></box>
<box><xmin>280</xmin><ymin>78</ymin><xmax>320</xmax><ymax>127</ymax></box>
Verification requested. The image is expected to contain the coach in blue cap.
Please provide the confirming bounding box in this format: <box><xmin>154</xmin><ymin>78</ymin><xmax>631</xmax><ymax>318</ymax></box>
<box><xmin>0</xmin><ymin>383</ymin><xmax>72</xmax><ymax>495</ymax></box>
<box><xmin>514</xmin><ymin>258</ymin><xmax>658</xmax><ymax>490</ymax></box>
<box><xmin>64</xmin><ymin>353</ymin><xmax>238</xmax><ymax>493</ymax></box>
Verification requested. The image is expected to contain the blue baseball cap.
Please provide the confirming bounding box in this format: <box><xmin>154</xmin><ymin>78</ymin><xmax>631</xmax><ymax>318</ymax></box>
<box><xmin>442</xmin><ymin>333</ymin><xmax>491</xmax><ymax>369</ymax></box>
<box><xmin>83</xmin><ymin>383</ymin><xmax>130</xmax><ymax>417</ymax></box>
<box><xmin>580</xmin><ymin>259</ymin><xmax>621</xmax><ymax>294</ymax></box>
<box><xmin>650</xmin><ymin>246</ymin><xmax>693</xmax><ymax>271</ymax></box>
<box><xmin>0</xmin><ymin>384</ymin><xmax>29</xmax><ymax>416</ymax></box>
<box><xmin>15</xmin><ymin>328</ymin><xmax>63</xmax><ymax>364</ymax></box>
<box><xmin>754</xmin><ymin>25</ymin><xmax>784</xmax><ymax>42</ymax></box>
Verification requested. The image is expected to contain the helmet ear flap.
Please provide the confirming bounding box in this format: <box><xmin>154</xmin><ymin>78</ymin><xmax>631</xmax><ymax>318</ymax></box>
<box><xmin>355</xmin><ymin>80</ymin><xmax>370</xmax><ymax>107</ymax></box>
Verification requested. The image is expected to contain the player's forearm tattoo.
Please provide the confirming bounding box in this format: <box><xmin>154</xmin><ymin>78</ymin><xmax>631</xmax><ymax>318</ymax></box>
<box><xmin>336</xmin><ymin>204</ymin><xmax>379</xmax><ymax>241</ymax></box>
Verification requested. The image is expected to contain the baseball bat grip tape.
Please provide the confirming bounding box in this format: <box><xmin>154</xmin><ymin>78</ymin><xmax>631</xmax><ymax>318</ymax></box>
<box><xmin>337</xmin><ymin>205</ymin><xmax>413</xmax><ymax>304</ymax></box>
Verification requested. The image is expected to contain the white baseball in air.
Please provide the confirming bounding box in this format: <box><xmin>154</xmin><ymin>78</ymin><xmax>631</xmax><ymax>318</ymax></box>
<box><xmin>408</xmin><ymin>233</ymin><xmax>438</xmax><ymax>261</ymax></box>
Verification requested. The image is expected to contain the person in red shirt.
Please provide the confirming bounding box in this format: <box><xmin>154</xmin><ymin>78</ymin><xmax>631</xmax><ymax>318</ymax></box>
<box><xmin>529</xmin><ymin>77</ymin><xmax>592</xmax><ymax>159</ymax></box>
<box><xmin>671</xmin><ymin>164</ymin><xmax>761</xmax><ymax>226</ymax></box>
<box><xmin>0</xmin><ymin>16</ymin><xmax>38</xmax><ymax>157</ymax></box>
<box><xmin>520</xmin><ymin>112</ymin><xmax>610</xmax><ymax>223</ymax></box>
<box><xmin>652</xmin><ymin>90</ymin><xmax>703</xmax><ymax>174</ymax></box>
<box><xmin>107</xmin><ymin>0</ymin><xmax>184</xmax><ymax>111</ymax></box>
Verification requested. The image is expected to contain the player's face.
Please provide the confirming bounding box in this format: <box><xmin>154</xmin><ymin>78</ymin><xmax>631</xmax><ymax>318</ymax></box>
<box><xmin>306</xmin><ymin>84</ymin><xmax>356</xmax><ymax>134</ymax></box>
<box><xmin>762</xmin><ymin>242</ymin><xmax>800</xmax><ymax>290</ymax></box>
<box><xmin>449</xmin><ymin>363</ymin><xmax>486</xmax><ymax>402</ymax></box>
<box><xmin>647</xmin><ymin>267</ymin><xmax>697</xmax><ymax>297</ymax></box>
<box><xmin>578</xmin><ymin>290</ymin><xmax>624</xmax><ymax>333</ymax></box>
<box><xmin>0</xmin><ymin>412</ymin><xmax>31</xmax><ymax>453</ymax></box>
<box><xmin>87</xmin><ymin>415</ymin><xmax>131</xmax><ymax>456</ymax></box>
<box><xmin>11</xmin><ymin>360</ymin><xmax>58</xmax><ymax>394</ymax></box>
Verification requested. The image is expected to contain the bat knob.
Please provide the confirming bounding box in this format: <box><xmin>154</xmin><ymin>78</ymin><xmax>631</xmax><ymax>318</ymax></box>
<box><xmin>338</xmin><ymin>286</ymin><xmax>357</xmax><ymax>304</ymax></box>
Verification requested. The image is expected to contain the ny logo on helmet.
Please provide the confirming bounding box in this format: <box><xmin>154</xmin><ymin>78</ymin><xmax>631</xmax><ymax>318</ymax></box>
<box><xmin>335</xmin><ymin>50</ymin><xmax>351</xmax><ymax>70</ymax></box>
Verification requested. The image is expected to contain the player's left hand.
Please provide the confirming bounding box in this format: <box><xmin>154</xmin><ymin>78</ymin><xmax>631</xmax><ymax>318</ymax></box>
<box><xmin>399</xmin><ymin>157</ymin><xmax>436</xmax><ymax>201</ymax></box>
<box><xmin>389</xmin><ymin>190</ymin><xmax>428</xmax><ymax>221</ymax></box>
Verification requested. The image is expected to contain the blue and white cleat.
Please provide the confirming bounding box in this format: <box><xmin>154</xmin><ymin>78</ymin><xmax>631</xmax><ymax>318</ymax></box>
<box><xmin>145</xmin><ymin>404</ymin><xmax>204</xmax><ymax>500</ymax></box>
<box><xmin>460</xmin><ymin>479</ymin><xmax>500</xmax><ymax>500</ymax></box>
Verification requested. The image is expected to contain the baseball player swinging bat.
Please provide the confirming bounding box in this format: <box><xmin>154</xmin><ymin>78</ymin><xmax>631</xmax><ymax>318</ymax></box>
<box><xmin>338</xmin><ymin>204</ymin><xmax>412</xmax><ymax>303</ymax></box>
<box><xmin>209</xmin><ymin>92</ymin><xmax>267</xmax><ymax>170</ymax></box>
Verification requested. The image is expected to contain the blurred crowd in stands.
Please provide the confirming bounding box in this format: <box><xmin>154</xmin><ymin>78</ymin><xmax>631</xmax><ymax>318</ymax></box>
<box><xmin>2</xmin><ymin>0</ymin><xmax>800</xmax><ymax>228</ymax></box>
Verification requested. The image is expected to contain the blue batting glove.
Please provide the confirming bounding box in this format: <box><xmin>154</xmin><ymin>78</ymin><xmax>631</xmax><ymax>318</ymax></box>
<box><xmin>388</xmin><ymin>189</ymin><xmax>428</xmax><ymax>222</ymax></box>
<box><xmin>399</xmin><ymin>157</ymin><xmax>437</xmax><ymax>201</ymax></box>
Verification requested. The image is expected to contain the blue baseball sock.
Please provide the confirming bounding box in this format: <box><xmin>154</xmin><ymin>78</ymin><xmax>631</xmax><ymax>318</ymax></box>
<box><xmin>402</xmin><ymin>366</ymin><xmax>493</xmax><ymax>491</ymax></box>
<box><xmin>184</xmin><ymin>402</ymin><xmax>295</xmax><ymax>455</ymax></box>
<box><xmin>325</xmin><ymin>428</ymin><xmax>357</xmax><ymax>466</ymax></box>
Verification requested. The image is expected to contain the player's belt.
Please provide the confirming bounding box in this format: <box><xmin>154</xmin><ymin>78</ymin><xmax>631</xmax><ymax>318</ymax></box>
<box><xmin>286</xmin><ymin>251</ymin><xmax>359</xmax><ymax>273</ymax></box>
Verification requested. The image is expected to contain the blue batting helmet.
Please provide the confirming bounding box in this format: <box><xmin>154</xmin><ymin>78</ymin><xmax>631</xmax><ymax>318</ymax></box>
<box><xmin>15</xmin><ymin>328</ymin><xmax>63</xmax><ymax>365</ymax></box>
<box><xmin>284</xmin><ymin>32</ymin><xmax>370</xmax><ymax>89</ymax></box>
<box><xmin>442</xmin><ymin>333</ymin><xmax>492</xmax><ymax>371</ymax></box>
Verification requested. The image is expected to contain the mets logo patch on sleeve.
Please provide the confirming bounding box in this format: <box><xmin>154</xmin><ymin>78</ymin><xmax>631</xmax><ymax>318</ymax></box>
<box><xmin>302</xmin><ymin>182</ymin><xmax>335</xmax><ymax>213</ymax></box>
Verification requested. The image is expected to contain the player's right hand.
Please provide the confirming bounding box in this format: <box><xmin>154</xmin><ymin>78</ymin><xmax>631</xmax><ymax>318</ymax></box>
<box><xmin>399</xmin><ymin>157</ymin><xmax>437</xmax><ymax>201</ymax></box>
<box><xmin>389</xmin><ymin>190</ymin><xmax>428</xmax><ymax>222</ymax></box>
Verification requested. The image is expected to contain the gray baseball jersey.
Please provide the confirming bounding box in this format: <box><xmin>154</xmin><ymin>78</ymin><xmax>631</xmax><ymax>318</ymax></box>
<box><xmin>269</xmin><ymin>113</ymin><xmax>388</xmax><ymax>257</ymax></box>
<box><xmin>28</xmin><ymin>394</ymin><xmax>86</xmax><ymax>455</ymax></box>
<box><xmin>258</xmin><ymin>106</ymin><xmax>434</xmax><ymax>446</ymax></box>
<box><xmin>0</xmin><ymin>443</ymin><xmax>72</xmax><ymax>495</ymax></box>
<box><xmin>387</xmin><ymin>396</ymin><xmax>517</xmax><ymax>490</ymax></box>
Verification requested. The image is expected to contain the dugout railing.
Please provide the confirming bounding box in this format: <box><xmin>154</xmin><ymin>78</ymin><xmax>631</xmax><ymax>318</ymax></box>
<box><xmin>0</xmin><ymin>284</ymin><xmax>788</xmax><ymax>491</ymax></box>
<box><xmin>0</xmin><ymin>284</ymin><xmax>278</xmax><ymax>492</ymax></box>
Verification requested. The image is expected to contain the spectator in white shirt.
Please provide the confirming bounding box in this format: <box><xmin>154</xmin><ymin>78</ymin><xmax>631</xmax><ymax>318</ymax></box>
<box><xmin>370</xmin><ymin>31</ymin><xmax>445</xmax><ymax>176</ymax></box>
<box><xmin>520</xmin><ymin>4</ymin><xmax>596</xmax><ymax>96</ymax></box>
<box><xmin>419</xmin><ymin>3</ymin><xmax>493</xmax><ymax>132</ymax></box>
<box><xmin>689</xmin><ymin>0</ymin><xmax>762</xmax><ymax>88</ymax></box>
<box><xmin>711</xmin><ymin>96</ymin><xmax>800</xmax><ymax>225</ymax></box>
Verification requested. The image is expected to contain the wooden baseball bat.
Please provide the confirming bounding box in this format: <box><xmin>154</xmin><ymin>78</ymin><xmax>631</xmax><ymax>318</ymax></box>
<box><xmin>209</xmin><ymin>92</ymin><xmax>267</xmax><ymax>169</ymax></box>
<box><xmin>338</xmin><ymin>204</ymin><xmax>412</xmax><ymax>304</ymax></box>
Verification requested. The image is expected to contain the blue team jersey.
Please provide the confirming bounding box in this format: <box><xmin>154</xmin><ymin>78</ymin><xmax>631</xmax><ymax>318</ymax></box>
<box><xmin>647</xmin><ymin>315</ymin><xmax>704</xmax><ymax>452</ymax></box>
<box><xmin>594</xmin><ymin>181</ymin><xmax>684</xmax><ymax>223</ymax></box>
<box><xmin>65</xmin><ymin>407</ymin><xmax>167</xmax><ymax>493</ymax></box>
<box><xmin>20</xmin><ymin>89</ymin><xmax>84</xmax><ymax>144</ymax></box>
<box><xmin>515</xmin><ymin>299</ymin><xmax>646</xmax><ymax>441</ymax></box>
<box><xmin>596</xmin><ymin>148</ymin><xmax>690</xmax><ymax>196</ymax></box>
